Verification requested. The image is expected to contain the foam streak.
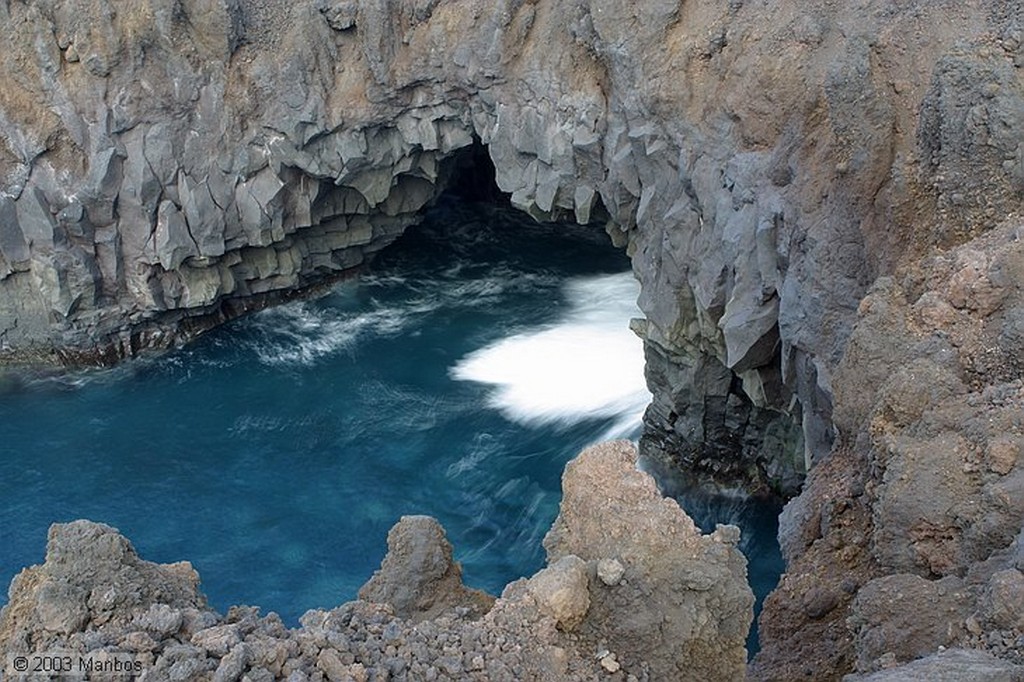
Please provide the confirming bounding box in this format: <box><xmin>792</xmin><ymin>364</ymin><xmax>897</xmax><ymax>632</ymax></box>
<box><xmin>451</xmin><ymin>272</ymin><xmax>649</xmax><ymax>438</ymax></box>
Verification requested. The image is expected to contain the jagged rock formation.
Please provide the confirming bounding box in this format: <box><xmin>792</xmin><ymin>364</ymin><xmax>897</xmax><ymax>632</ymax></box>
<box><xmin>544</xmin><ymin>440</ymin><xmax>753</xmax><ymax>679</ymax></box>
<box><xmin>357</xmin><ymin>515</ymin><xmax>494</xmax><ymax>622</ymax></box>
<box><xmin>751</xmin><ymin>219</ymin><xmax>1024</xmax><ymax>680</ymax></box>
<box><xmin>0</xmin><ymin>442</ymin><xmax>753</xmax><ymax>682</ymax></box>
<box><xmin>1</xmin><ymin>0</ymin><xmax>1020</xmax><ymax>496</ymax></box>
<box><xmin>3</xmin><ymin>0</ymin><xmax>1024</xmax><ymax>678</ymax></box>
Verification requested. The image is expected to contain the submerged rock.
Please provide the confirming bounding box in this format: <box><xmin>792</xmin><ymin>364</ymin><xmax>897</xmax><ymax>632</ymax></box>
<box><xmin>0</xmin><ymin>441</ymin><xmax>752</xmax><ymax>681</ymax></box>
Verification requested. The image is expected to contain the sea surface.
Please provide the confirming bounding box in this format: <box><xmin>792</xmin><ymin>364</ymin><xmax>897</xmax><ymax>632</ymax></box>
<box><xmin>0</xmin><ymin>197</ymin><xmax>781</xmax><ymax>651</ymax></box>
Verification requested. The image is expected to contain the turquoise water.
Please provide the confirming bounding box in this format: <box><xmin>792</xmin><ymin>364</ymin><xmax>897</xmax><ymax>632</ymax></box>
<box><xmin>0</xmin><ymin>198</ymin><xmax>780</xmax><ymax>650</ymax></box>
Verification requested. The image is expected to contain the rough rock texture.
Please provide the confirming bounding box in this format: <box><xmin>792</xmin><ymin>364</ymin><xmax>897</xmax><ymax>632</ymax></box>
<box><xmin>753</xmin><ymin>220</ymin><xmax>1024</xmax><ymax>680</ymax></box>
<box><xmin>0</xmin><ymin>442</ymin><xmax>753</xmax><ymax>681</ymax></box>
<box><xmin>4</xmin><ymin>0</ymin><xmax>1024</xmax><ymax>679</ymax></box>
<box><xmin>843</xmin><ymin>648</ymin><xmax>1024</xmax><ymax>682</ymax></box>
<box><xmin>0</xmin><ymin>521</ymin><xmax>210</xmax><ymax>650</ymax></box>
<box><xmin>1</xmin><ymin>0</ymin><xmax>1022</xmax><ymax>488</ymax></box>
<box><xmin>0</xmin><ymin>0</ymin><xmax>1011</xmax><ymax>496</ymax></box>
<box><xmin>357</xmin><ymin>515</ymin><xmax>494</xmax><ymax>622</ymax></box>
<box><xmin>544</xmin><ymin>441</ymin><xmax>753</xmax><ymax>680</ymax></box>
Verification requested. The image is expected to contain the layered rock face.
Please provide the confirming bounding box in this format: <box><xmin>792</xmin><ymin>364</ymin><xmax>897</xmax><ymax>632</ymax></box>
<box><xmin>3</xmin><ymin>0</ymin><xmax>1020</xmax><ymax>488</ymax></box>
<box><xmin>0</xmin><ymin>442</ymin><xmax>754</xmax><ymax>682</ymax></box>
<box><xmin>4</xmin><ymin>0</ymin><xmax>1024</xmax><ymax>678</ymax></box>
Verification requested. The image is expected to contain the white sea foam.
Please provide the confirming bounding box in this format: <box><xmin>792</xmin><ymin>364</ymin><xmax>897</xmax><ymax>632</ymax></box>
<box><xmin>249</xmin><ymin>268</ymin><xmax>560</xmax><ymax>368</ymax></box>
<box><xmin>251</xmin><ymin>302</ymin><xmax>409</xmax><ymax>367</ymax></box>
<box><xmin>450</xmin><ymin>271</ymin><xmax>650</xmax><ymax>438</ymax></box>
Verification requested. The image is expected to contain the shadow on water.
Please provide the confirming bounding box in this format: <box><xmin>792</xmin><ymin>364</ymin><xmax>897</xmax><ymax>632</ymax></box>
<box><xmin>639</xmin><ymin>456</ymin><xmax>786</xmax><ymax>658</ymax></box>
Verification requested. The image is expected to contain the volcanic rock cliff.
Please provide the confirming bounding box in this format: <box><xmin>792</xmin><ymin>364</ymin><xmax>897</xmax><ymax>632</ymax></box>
<box><xmin>2</xmin><ymin>0</ymin><xmax>1024</xmax><ymax>679</ymax></box>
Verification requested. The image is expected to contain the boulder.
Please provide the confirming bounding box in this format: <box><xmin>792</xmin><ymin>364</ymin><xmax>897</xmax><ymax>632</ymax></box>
<box><xmin>358</xmin><ymin>515</ymin><xmax>494</xmax><ymax>622</ymax></box>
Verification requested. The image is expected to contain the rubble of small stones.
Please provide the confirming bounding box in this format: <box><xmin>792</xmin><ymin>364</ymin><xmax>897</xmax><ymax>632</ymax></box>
<box><xmin>3</xmin><ymin>0</ymin><xmax>1024</xmax><ymax>679</ymax></box>
<box><xmin>0</xmin><ymin>442</ymin><xmax>753</xmax><ymax>682</ymax></box>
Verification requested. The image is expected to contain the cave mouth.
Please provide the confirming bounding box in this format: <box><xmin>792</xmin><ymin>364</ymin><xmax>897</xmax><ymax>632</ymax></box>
<box><xmin>442</xmin><ymin>138</ymin><xmax>510</xmax><ymax>205</ymax></box>
<box><xmin>405</xmin><ymin>138</ymin><xmax>782</xmax><ymax>655</ymax></box>
<box><xmin>0</xmin><ymin>138</ymin><xmax>784</xmax><ymax>657</ymax></box>
<box><xmin>0</xmin><ymin>158</ymin><xmax>647</xmax><ymax>628</ymax></box>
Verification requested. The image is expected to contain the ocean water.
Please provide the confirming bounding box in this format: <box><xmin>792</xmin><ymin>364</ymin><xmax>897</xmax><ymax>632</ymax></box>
<box><xmin>0</xmin><ymin>197</ymin><xmax>780</xmax><ymax>651</ymax></box>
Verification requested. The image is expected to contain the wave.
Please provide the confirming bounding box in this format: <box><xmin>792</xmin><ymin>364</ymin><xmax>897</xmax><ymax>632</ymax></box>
<box><xmin>450</xmin><ymin>272</ymin><xmax>650</xmax><ymax>438</ymax></box>
<box><xmin>246</xmin><ymin>302</ymin><xmax>409</xmax><ymax>367</ymax></box>
<box><xmin>244</xmin><ymin>265</ymin><xmax>561</xmax><ymax>368</ymax></box>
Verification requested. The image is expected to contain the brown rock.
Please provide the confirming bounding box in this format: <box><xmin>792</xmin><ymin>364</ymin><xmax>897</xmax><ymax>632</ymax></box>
<box><xmin>981</xmin><ymin>569</ymin><xmax>1024</xmax><ymax>631</ymax></box>
<box><xmin>357</xmin><ymin>515</ymin><xmax>494</xmax><ymax>622</ymax></box>
<box><xmin>524</xmin><ymin>556</ymin><xmax>590</xmax><ymax>631</ymax></box>
<box><xmin>544</xmin><ymin>441</ymin><xmax>753</xmax><ymax>682</ymax></box>
<box><xmin>848</xmin><ymin>574</ymin><xmax>971</xmax><ymax>673</ymax></box>
<box><xmin>987</xmin><ymin>437</ymin><xmax>1020</xmax><ymax>475</ymax></box>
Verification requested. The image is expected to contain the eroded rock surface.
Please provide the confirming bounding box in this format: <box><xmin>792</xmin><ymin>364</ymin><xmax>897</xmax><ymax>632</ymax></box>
<box><xmin>4</xmin><ymin>0</ymin><xmax>1024</xmax><ymax>679</ymax></box>
<box><xmin>544</xmin><ymin>440</ymin><xmax>753</xmax><ymax>680</ymax></box>
<box><xmin>843</xmin><ymin>648</ymin><xmax>1024</xmax><ymax>682</ymax></box>
<box><xmin>753</xmin><ymin>220</ymin><xmax>1024</xmax><ymax>680</ymax></box>
<box><xmin>2</xmin><ymin>0</ymin><xmax>1017</xmax><ymax>498</ymax></box>
<box><xmin>0</xmin><ymin>441</ymin><xmax>753</xmax><ymax>681</ymax></box>
<box><xmin>357</xmin><ymin>514</ymin><xmax>494</xmax><ymax>622</ymax></box>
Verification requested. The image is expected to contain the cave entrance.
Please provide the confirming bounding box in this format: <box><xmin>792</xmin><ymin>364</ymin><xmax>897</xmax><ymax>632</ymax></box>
<box><xmin>377</xmin><ymin>139</ymin><xmax>787</xmax><ymax>658</ymax></box>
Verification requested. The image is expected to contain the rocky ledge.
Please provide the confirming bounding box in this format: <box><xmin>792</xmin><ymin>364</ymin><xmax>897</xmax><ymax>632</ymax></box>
<box><xmin>4</xmin><ymin>0</ymin><xmax>1024</xmax><ymax>679</ymax></box>
<box><xmin>0</xmin><ymin>442</ymin><xmax>754</xmax><ymax>681</ymax></box>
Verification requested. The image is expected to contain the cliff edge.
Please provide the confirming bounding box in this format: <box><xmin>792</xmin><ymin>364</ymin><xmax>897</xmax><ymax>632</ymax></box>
<box><xmin>0</xmin><ymin>441</ymin><xmax>753</xmax><ymax>681</ymax></box>
<box><xmin>3</xmin><ymin>0</ymin><xmax>1024</xmax><ymax>678</ymax></box>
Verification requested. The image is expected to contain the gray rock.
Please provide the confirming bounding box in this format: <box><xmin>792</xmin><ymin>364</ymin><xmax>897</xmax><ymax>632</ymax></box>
<box><xmin>135</xmin><ymin>604</ymin><xmax>184</xmax><ymax>638</ymax></box>
<box><xmin>596</xmin><ymin>558</ymin><xmax>625</xmax><ymax>586</ymax></box>
<box><xmin>0</xmin><ymin>520</ymin><xmax>213</xmax><ymax>651</ymax></box>
<box><xmin>0</xmin><ymin>444</ymin><xmax>760</xmax><ymax>682</ymax></box>
<box><xmin>0</xmin><ymin>196</ymin><xmax>30</xmax><ymax>277</ymax></box>
<box><xmin>544</xmin><ymin>441</ymin><xmax>753</xmax><ymax>681</ymax></box>
<box><xmin>3</xmin><ymin>2</ymin><xmax>1024</xmax><ymax>680</ymax></box>
<box><xmin>982</xmin><ymin>569</ymin><xmax>1024</xmax><ymax>631</ymax></box>
<box><xmin>191</xmin><ymin>623</ymin><xmax>243</xmax><ymax>657</ymax></box>
<box><xmin>848</xmin><ymin>574</ymin><xmax>972</xmax><ymax>672</ymax></box>
<box><xmin>842</xmin><ymin>648</ymin><xmax>1024</xmax><ymax>682</ymax></box>
<box><xmin>155</xmin><ymin>200</ymin><xmax>198</xmax><ymax>271</ymax></box>
<box><xmin>358</xmin><ymin>515</ymin><xmax>495</xmax><ymax>622</ymax></box>
<box><xmin>212</xmin><ymin>642</ymin><xmax>252</xmax><ymax>682</ymax></box>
